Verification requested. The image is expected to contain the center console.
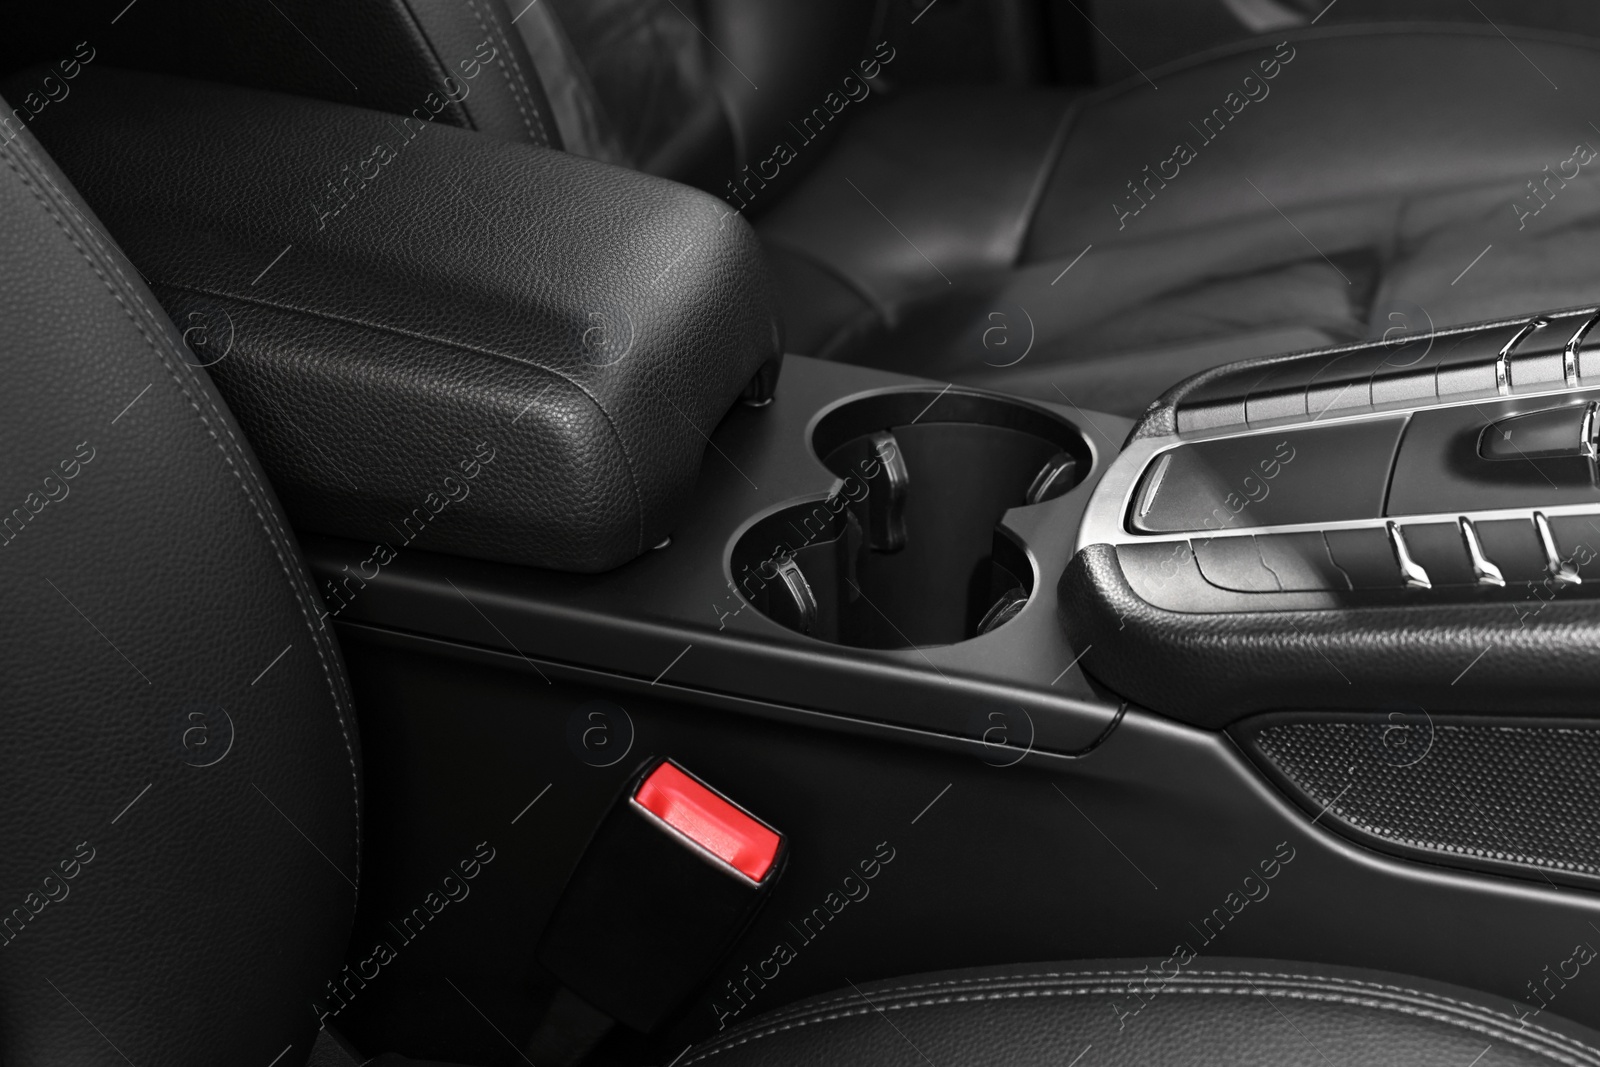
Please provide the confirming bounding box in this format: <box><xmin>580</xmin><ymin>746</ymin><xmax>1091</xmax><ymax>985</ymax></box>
<box><xmin>1063</xmin><ymin>308</ymin><xmax>1600</xmax><ymax>723</ymax></box>
<box><xmin>27</xmin><ymin>62</ymin><xmax>1600</xmax><ymax>1065</ymax></box>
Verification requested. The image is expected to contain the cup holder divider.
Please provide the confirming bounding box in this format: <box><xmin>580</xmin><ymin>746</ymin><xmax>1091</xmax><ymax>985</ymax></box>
<box><xmin>732</xmin><ymin>387</ymin><xmax>1090</xmax><ymax>650</ymax></box>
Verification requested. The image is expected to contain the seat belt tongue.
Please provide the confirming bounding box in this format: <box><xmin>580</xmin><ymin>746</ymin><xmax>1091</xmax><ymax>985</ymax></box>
<box><xmin>537</xmin><ymin>758</ymin><xmax>787</xmax><ymax>1035</ymax></box>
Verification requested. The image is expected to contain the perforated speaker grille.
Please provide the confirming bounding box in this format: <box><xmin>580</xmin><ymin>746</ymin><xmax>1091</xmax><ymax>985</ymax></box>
<box><xmin>1238</xmin><ymin>715</ymin><xmax>1600</xmax><ymax>888</ymax></box>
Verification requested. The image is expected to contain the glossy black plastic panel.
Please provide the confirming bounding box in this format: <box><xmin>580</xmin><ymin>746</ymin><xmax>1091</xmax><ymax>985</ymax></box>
<box><xmin>1130</xmin><ymin>418</ymin><xmax>1405</xmax><ymax>533</ymax></box>
<box><xmin>329</xmin><ymin>632</ymin><xmax>1600</xmax><ymax>1061</ymax></box>
<box><xmin>306</xmin><ymin>356</ymin><xmax>1127</xmax><ymax>759</ymax></box>
<box><xmin>732</xmin><ymin>389</ymin><xmax>1087</xmax><ymax>648</ymax></box>
<box><xmin>1388</xmin><ymin>393</ymin><xmax>1600</xmax><ymax>516</ymax></box>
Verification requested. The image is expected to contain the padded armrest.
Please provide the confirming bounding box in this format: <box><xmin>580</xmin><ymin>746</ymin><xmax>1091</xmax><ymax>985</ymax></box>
<box><xmin>14</xmin><ymin>67</ymin><xmax>780</xmax><ymax>572</ymax></box>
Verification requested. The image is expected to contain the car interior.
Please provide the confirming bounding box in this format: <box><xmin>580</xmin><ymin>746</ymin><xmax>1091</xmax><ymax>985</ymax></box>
<box><xmin>9</xmin><ymin>0</ymin><xmax>1600</xmax><ymax>1064</ymax></box>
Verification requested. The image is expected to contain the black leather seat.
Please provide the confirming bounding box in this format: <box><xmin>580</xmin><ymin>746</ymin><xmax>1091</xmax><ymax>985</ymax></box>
<box><xmin>366</xmin><ymin>959</ymin><xmax>1600</xmax><ymax>1067</ymax></box>
<box><xmin>682</xmin><ymin>959</ymin><xmax>1600</xmax><ymax>1067</ymax></box>
<box><xmin>533</xmin><ymin>17</ymin><xmax>1600</xmax><ymax>414</ymax></box>
<box><xmin>0</xmin><ymin>98</ymin><xmax>356</xmax><ymax>1061</ymax></box>
<box><xmin>8</xmin><ymin>77</ymin><xmax>1600</xmax><ymax>1067</ymax></box>
<box><xmin>33</xmin><ymin>5</ymin><xmax>1600</xmax><ymax>414</ymax></box>
<box><xmin>763</xmin><ymin>26</ymin><xmax>1600</xmax><ymax>414</ymax></box>
<box><xmin>34</xmin><ymin>5</ymin><xmax>1600</xmax><ymax>415</ymax></box>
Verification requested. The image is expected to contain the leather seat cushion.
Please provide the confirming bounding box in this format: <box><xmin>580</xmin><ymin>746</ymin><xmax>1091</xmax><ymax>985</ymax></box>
<box><xmin>764</xmin><ymin>25</ymin><xmax>1600</xmax><ymax>413</ymax></box>
<box><xmin>682</xmin><ymin>958</ymin><xmax>1600</xmax><ymax>1066</ymax></box>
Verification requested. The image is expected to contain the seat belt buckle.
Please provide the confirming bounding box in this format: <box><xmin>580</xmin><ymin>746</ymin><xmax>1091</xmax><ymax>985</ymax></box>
<box><xmin>538</xmin><ymin>758</ymin><xmax>787</xmax><ymax>1033</ymax></box>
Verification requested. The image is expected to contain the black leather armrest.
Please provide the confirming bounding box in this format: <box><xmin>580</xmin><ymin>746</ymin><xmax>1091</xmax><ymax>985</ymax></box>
<box><xmin>13</xmin><ymin>67</ymin><xmax>781</xmax><ymax>572</ymax></box>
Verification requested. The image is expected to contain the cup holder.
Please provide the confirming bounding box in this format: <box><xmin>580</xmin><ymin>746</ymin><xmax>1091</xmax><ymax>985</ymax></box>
<box><xmin>730</xmin><ymin>388</ymin><xmax>1090</xmax><ymax>649</ymax></box>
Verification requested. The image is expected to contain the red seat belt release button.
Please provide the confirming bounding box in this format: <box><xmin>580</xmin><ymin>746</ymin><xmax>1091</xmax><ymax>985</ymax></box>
<box><xmin>538</xmin><ymin>758</ymin><xmax>787</xmax><ymax>1032</ymax></box>
<box><xmin>633</xmin><ymin>761</ymin><xmax>781</xmax><ymax>883</ymax></box>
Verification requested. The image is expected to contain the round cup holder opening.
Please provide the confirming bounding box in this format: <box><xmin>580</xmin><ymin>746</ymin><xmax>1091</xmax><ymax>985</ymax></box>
<box><xmin>730</xmin><ymin>387</ymin><xmax>1090</xmax><ymax>649</ymax></box>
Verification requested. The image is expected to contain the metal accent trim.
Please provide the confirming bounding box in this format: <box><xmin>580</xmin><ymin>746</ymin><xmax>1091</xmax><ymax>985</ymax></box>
<box><xmin>774</xmin><ymin>557</ymin><xmax>819</xmax><ymax>633</ymax></box>
<box><xmin>1565</xmin><ymin>313</ymin><xmax>1600</xmax><ymax>388</ymax></box>
<box><xmin>1458</xmin><ymin>518</ymin><xmax>1505</xmax><ymax>587</ymax></box>
<box><xmin>1388</xmin><ymin>522</ymin><xmax>1432</xmax><ymax>589</ymax></box>
<box><xmin>1535</xmin><ymin>511</ymin><xmax>1582</xmax><ymax>585</ymax></box>
<box><xmin>1495</xmin><ymin>321</ymin><xmax>1540</xmax><ymax>397</ymax></box>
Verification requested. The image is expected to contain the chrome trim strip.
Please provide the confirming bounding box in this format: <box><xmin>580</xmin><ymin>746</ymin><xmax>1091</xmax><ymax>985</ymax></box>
<box><xmin>1566</xmin><ymin>313</ymin><xmax>1600</xmax><ymax>388</ymax></box>
<box><xmin>1388</xmin><ymin>522</ymin><xmax>1432</xmax><ymax>589</ymax></box>
<box><xmin>1076</xmin><ymin>379</ymin><xmax>1600</xmax><ymax>556</ymax></box>
<box><xmin>1584</xmin><ymin>401</ymin><xmax>1600</xmax><ymax>488</ymax></box>
<box><xmin>1083</xmin><ymin>498</ymin><xmax>1600</xmax><ymax>548</ymax></box>
<box><xmin>1535</xmin><ymin>511</ymin><xmax>1582</xmax><ymax>584</ymax></box>
<box><xmin>1134</xmin><ymin>451</ymin><xmax>1171</xmax><ymax>523</ymax></box>
<box><xmin>1458</xmin><ymin>517</ymin><xmax>1505</xmax><ymax>586</ymax></box>
<box><xmin>1496</xmin><ymin>321</ymin><xmax>1539</xmax><ymax>397</ymax></box>
<box><xmin>1501</xmin><ymin>317</ymin><xmax>1548</xmax><ymax>396</ymax></box>
<box><xmin>774</xmin><ymin>556</ymin><xmax>819</xmax><ymax>634</ymax></box>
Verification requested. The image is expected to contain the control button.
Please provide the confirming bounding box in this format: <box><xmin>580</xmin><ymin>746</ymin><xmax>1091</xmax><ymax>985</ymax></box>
<box><xmin>1479</xmin><ymin>401</ymin><xmax>1598</xmax><ymax>462</ymax></box>
<box><xmin>1129</xmin><ymin>419</ymin><xmax>1405</xmax><ymax>534</ymax></box>
<box><xmin>1543</xmin><ymin>513</ymin><xmax>1600</xmax><ymax>582</ymax></box>
<box><xmin>1389</xmin><ymin>404</ymin><xmax>1600</xmax><ymax>515</ymax></box>
<box><xmin>1305</xmin><ymin>349</ymin><xmax>1388</xmax><ymax>420</ymax></box>
<box><xmin>1244</xmin><ymin>360</ymin><xmax>1321</xmax><ymax>425</ymax></box>
<box><xmin>1472</xmin><ymin>518</ymin><xmax>1551</xmax><ymax>583</ymax></box>
<box><xmin>1117</xmin><ymin>541</ymin><xmax>1233</xmax><ymax>612</ymax></box>
<box><xmin>1193</xmin><ymin>536</ymin><xmax>1279</xmax><ymax>592</ymax></box>
<box><xmin>1176</xmin><ymin>373</ymin><xmax>1254</xmax><ymax>433</ymax></box>
<box><xmin>1386</xmin><ymin>522</ymin><xmax>1432</xmax><ymax>589</ymax></box>
<box><xmin>1395</xmin><ymin>522</ymin><xmax>1474</xmax><ymax>586</ymax></box>
<box><xmin>1513</xmin><ymin>349</ymin><xmax>1567</xmax><ymax>391</ymax></box>
<box><xmin>1458</xmin><ymin>519</ymin><xmax>1505</xmax><ymax>586</ymax></box>
<box><xmin>1255</xmin><ymin>532</ymin><xmax>1352</xmax><ymax>591</ymax></box>
<box><xmin>1534</xmin><ymin>512</ymin><xmax>1583</xmax><ymax>584</ymax></box>
<box><xmin>633</xmin><ymin>761</ymin><xmax>782</xmax><ymax>883</ymax></box>
<box><xmin>1324</xmin><ymin>527</ymin><xmax>1404</xmax><ymax>588</ymax></box>
<box><xmin>1370</xmin><ymin>340</ymin><xmax>1446</xmax><ymax>409</ymax></box>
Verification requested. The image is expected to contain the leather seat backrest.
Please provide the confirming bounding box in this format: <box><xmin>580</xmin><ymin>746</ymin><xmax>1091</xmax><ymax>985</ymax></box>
<box><xmin>538</xmin><ymin>0</ymin><xmax>881</xmax><ymax>194</ymax></box>
<box><xmin>0</xmin><ymin>101</ymin><xmax>358</xmax><ymax>1064</ymax></box>
<box><xmin>2</xmin><ymin>0</ymin><xmax>879</xmax><ymax>199</ymax></box>
<box><xmin>2</xmin><ymin>0</ymin><xmax>562</xmax><ymax>148</ymax></box>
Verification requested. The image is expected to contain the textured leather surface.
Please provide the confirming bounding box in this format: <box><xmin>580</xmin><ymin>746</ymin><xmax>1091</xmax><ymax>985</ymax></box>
<box><xmin>31</xmin><ymin>12</ymin><xmax>1600</xmax><ymax>418</ymax></box>
<box><xmin>768</xmin><ymin>26</ymin><xmax>1600</xmax><ymax>414</ymax></box>
<box><xmin>6</xmin><ymin>0</ymin><xmax>873</xmax><ymax>198</ymax></box>
<box><xmin>9</xmin><ymin>0</ymin><xmax>560</xmax><ymax>147</ymax></box>
<box><xmin>538</xmin><ymin>0</ymin><xmax>879</xmax><ymax>196</ymax></box>
<box><xmin>1059</xmin><ymin>543</ymin><xmax>1600</xmax><ymax>727</ymax></box>
<box><xmin>1239</xmin><ymin>713</ymin><xmax>1600</xmax><ymax>888</ymax></box>
<box><xmin>685</xmin><ymin>959</ymin><xmax>1600</xmax><ymax>1067</ymax></box>
<box><xmin>0</xmin><ymin>103</ymin><xmax>358</xmax><ymax>1063</ymax></box>
<box><xmin>20</xmin><ymin>67</ymin><xmax>780</xmax><ymax>573</ymax></box>
<box><xmin>535</xmin><ymin>0</ymin><xmax>722</xmax><ymax>178</ymax></box>
<box><xmin>758</xmin><ymin>86</ymin><xmax>1077</xmax><ymax>354</ymax></box>
<box><xmin>692</xmin><ymin>0</ymin><xmax>879</xmax><ymax>198</ymax></box>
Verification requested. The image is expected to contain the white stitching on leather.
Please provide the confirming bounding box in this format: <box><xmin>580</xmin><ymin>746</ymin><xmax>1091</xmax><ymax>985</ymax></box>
<box><xmin>685</xmin><ymin>969</ymin><xmax>1600</xmax><ymax>1066</ymax></box>
<box><xmin>722</xmin><ymin>966</ymin><xmax>1532</xmax><ymax>1023</ymax></box>
<box><xmin>463</xmin><ymin>0</ymin><xmax>552</xmax><ymax>146</ymax></box>
<box><xmin>0</xmin><ymin>134</ymin><xmax>364</xmax><ymax>895</ymax></box>
<box><xmin>684</xmin><ymin>979</ymin><xmax>1600</xmax><ymax>1067</ymax></box>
